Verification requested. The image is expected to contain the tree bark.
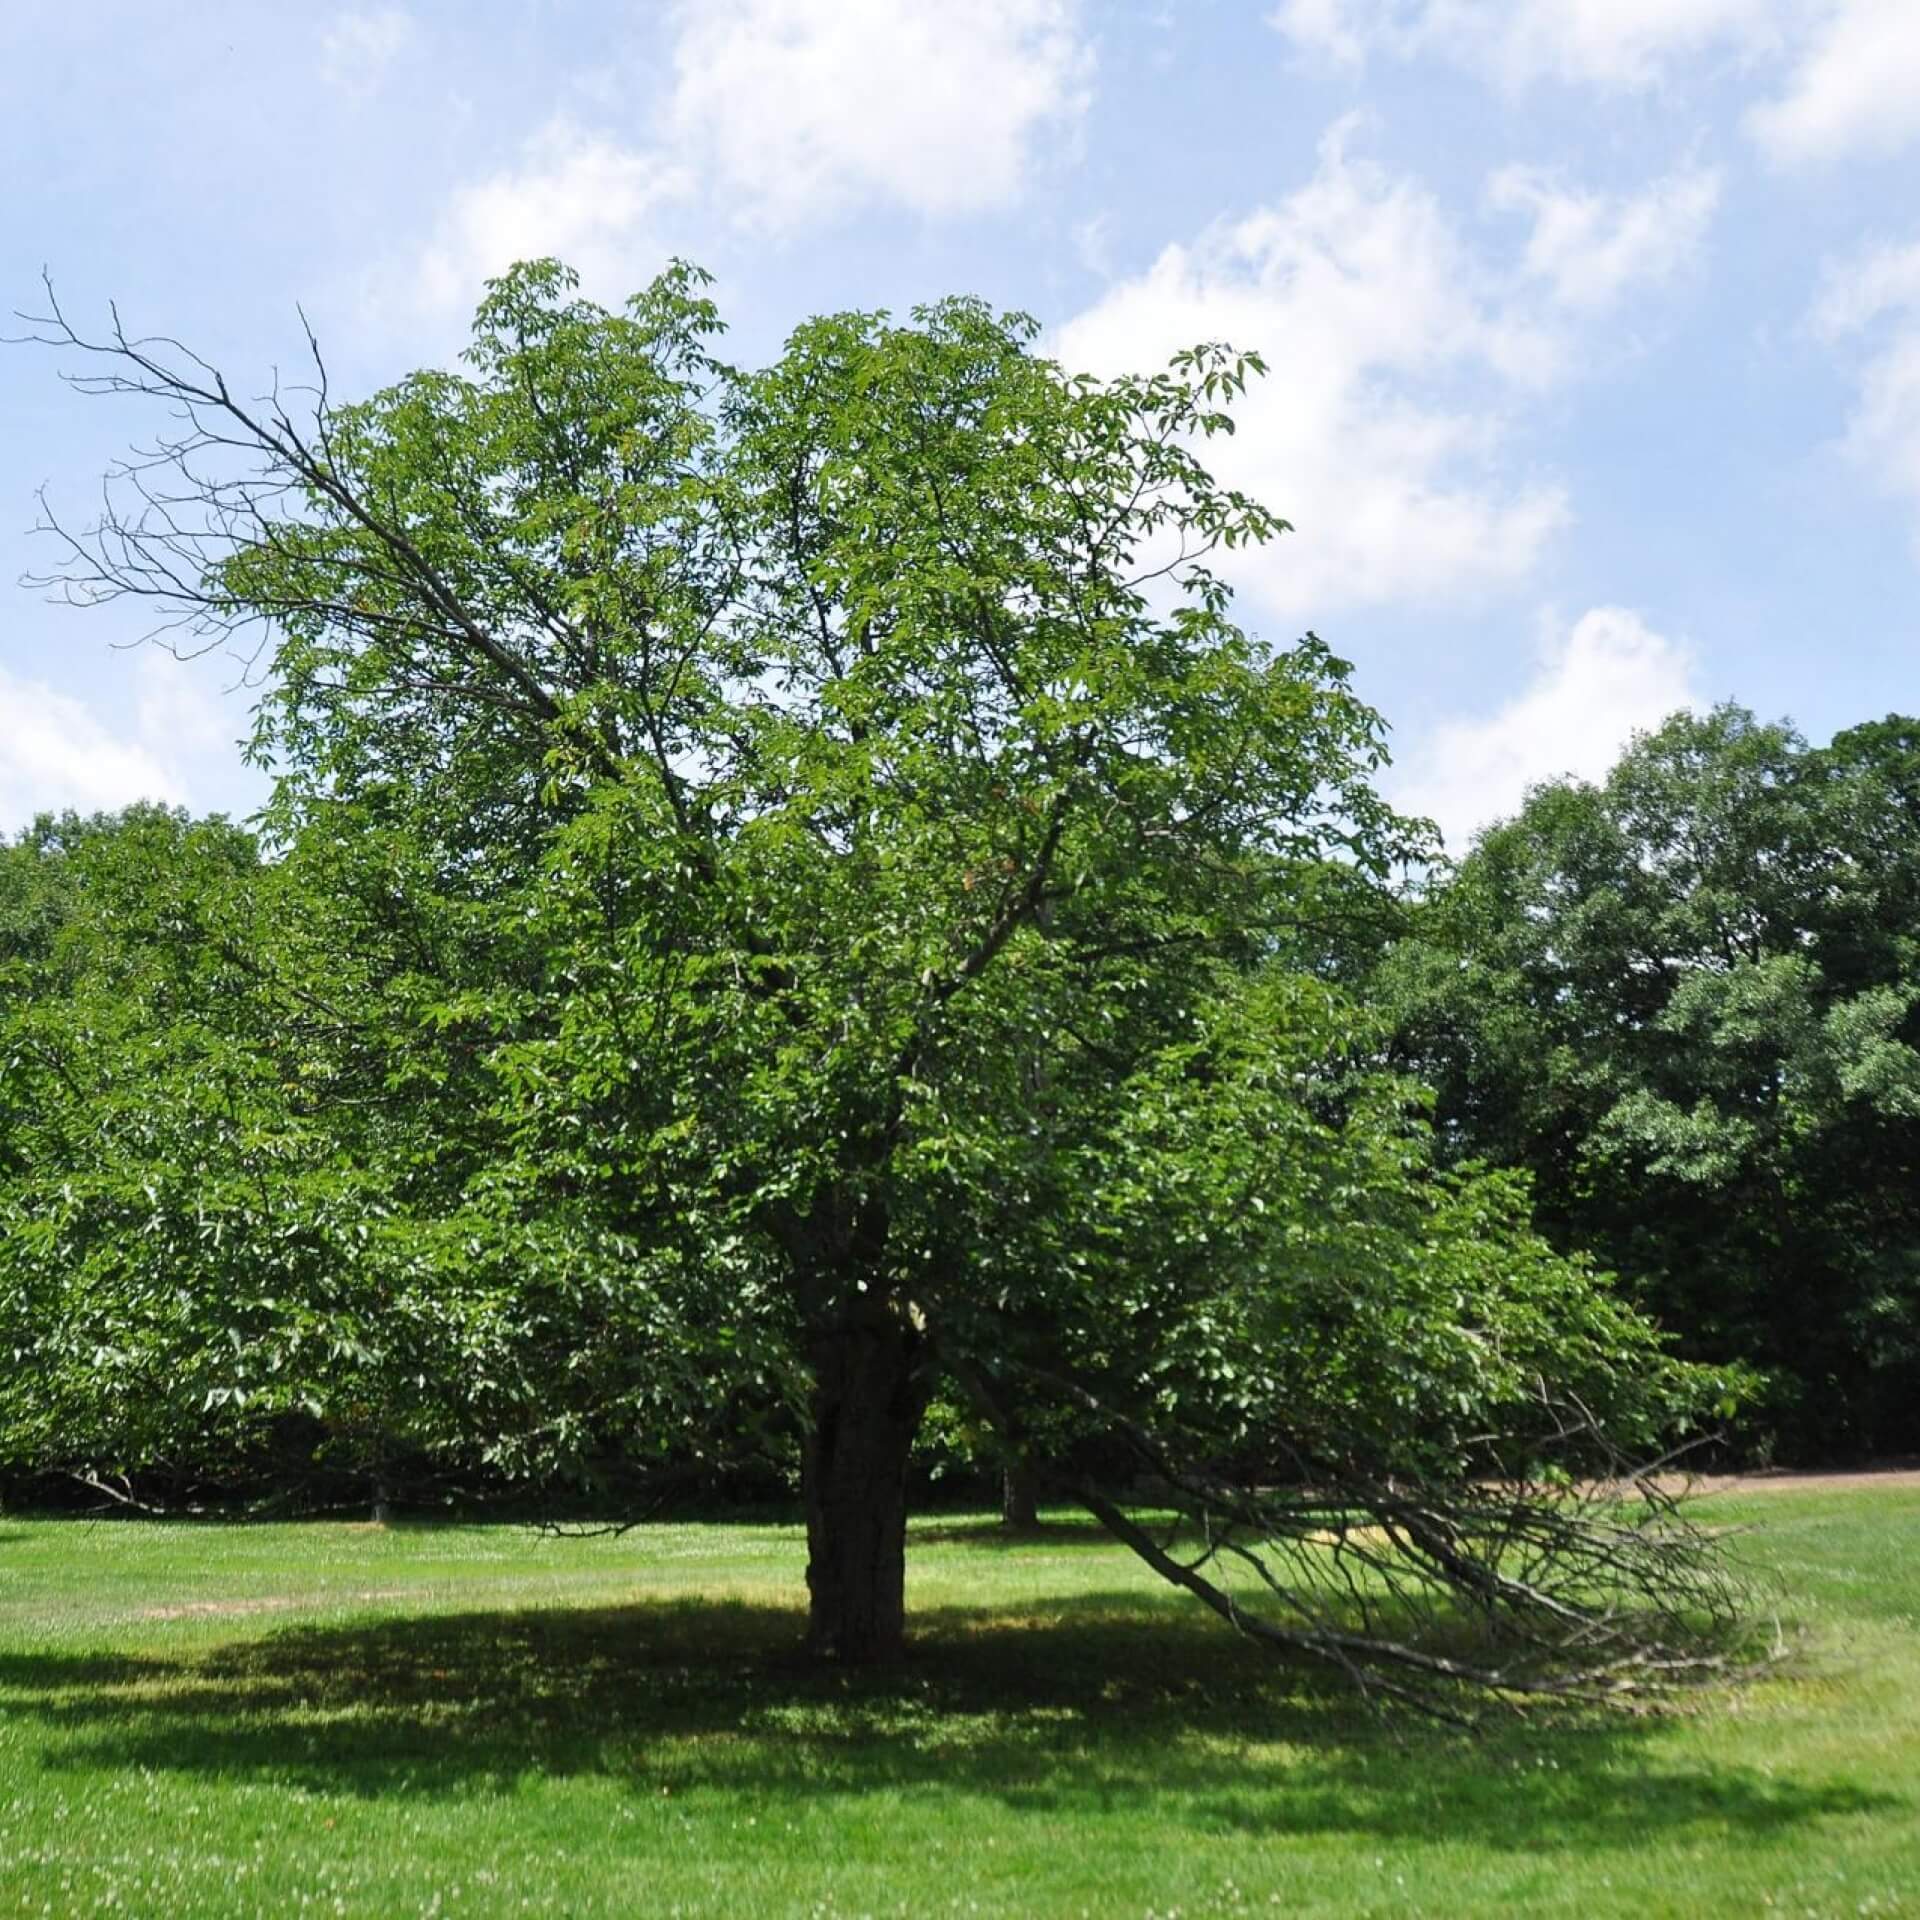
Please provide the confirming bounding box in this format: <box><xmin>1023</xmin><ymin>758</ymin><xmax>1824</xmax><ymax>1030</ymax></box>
<box><xmin>802</xmin><ymin>1312</ymin><xmax>927</xmax><ymax>1663</ymax></box>
<box><xmin>1001</xmin><ymin>1458</ymin><xmax>1041</xmax><ymax>1530</ymax></box>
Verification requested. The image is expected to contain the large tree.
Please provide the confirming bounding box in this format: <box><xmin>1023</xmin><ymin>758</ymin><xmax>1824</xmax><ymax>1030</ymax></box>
<box><xmin>3</xmin><ymin>265</ymin><xmax>1742</xmax><ymax>1696</ymax></box>
<box><xmin>1382</xmin><ymin>706</ymin><xmax>1920</xmax><ymax>1460</ymax></box>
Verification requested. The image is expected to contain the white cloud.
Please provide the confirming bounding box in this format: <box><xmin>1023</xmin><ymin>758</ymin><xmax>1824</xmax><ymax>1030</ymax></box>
<box><xmin>1488</xmin><ymin>164</ymin><xmax>1721</xmax><ymax>310</ymax></box>
<box><xmin>1267</xmin><ymin>0</ymin><xmax>1379</xmax><ymax>66</ymax></box>
<box><xmin>1073</xmin><ymin>212</ymin><xmax>1115</xmax><ymax>279</ymax></box>
<box><xmin>1275</xmin><ymin>1</ymin><xmax>1920</xmax><ymax>166</ymax></box>
<box><xmin>132</xmin><ymin>652</ymin><xmax>232</xmax><ymax>763</ymax></box>
<box><xmin>1813</xmin><ymin>237</ymin><xmax>1920</xmax><ymax>336</ymax></box>
<box><xmin>320</xmin><ymin>7</ymin><xmax>416</xmax><ymax>96</ymax></box>
<box><xmin>1</xmin><ymin>668</ymin><xmax>179</xmax><ymax>827</ymax></box>
<box><xmin>1271</xmin><ymin>0</ymin><xmax>1775</xmax><ymax>91</ymax></box>
<box><xmin>413</xmin><ymin>119</ymin><xmax>692</xmax><ymax>313</ymax></box>
<box><xmin>665</xmin><ymin>0</ymin><xmax>1092</xmax><ymax>225</ymax></box>
<box><xmin>1054</xmin><ymin>124</ymin><xmax>1568</xmax><ymax>623</ymax></box>
<box><xmin>1494</xmin><ymin>0</ymin><xmax>1776</xmax><ymax>87</ymax></box>
<box><xmin>403</xmin><ymin>1</ymin><xmax>1092</xmax><ymax>316</ymax></box>
<box><xmin>1747</xmin><ymin>0</ymin><xmax>1920</xmax><ymax>166</ymax></box>
<box><xmin>1392</xmin><ymin>607</ymin><xmax>1702</xmax><ymax>850</ymax></box>
<box><xmin>1813</xmin><ymin>238</ymin><xmax>1920</xmax><ymax>548</ymax></box>
<box><xmin>0</xmin><ymin>652</ymin><xmax>253</xmax><ymax>831</ymax></box>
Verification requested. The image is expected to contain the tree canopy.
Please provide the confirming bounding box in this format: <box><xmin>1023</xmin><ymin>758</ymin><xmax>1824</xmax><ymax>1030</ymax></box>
<box><xmin>1383</xmin><ymin>705</ymin><xmax>1920</xmax><ymax>1460</ymax></box>
<box><xmin>1</xmin><ymin>263</ymin><xmax>1745</xmax><ymax>1701</ymax></box>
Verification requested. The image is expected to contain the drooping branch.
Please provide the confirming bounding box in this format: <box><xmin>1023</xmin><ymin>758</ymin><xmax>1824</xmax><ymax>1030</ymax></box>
<box><xmin>992</xmin><ymin>1357</ymin><xmax>1764</xmax><ymax>1715</ymax></box>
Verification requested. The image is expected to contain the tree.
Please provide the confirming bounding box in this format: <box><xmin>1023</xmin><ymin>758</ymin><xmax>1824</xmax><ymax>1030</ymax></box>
<box><xmin>4</xmin><ymin>264</ymin><xmax>1744</xmax><ymax>1698</ymax></box>
<box><xmin>1382</xmin><ymin>705</ymin><xmax>1920</xmax><ymax>1460</ymax></box>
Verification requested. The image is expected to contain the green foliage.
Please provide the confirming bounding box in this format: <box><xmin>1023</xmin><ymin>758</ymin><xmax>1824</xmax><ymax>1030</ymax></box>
<box><xmin>1383</xmin><ymin>706</ymin><xmax>1920</xmax><ymax>1458</ymax></box>
<box><xmin>4</xmin><ymin>263</ymin><xmax>1740</xmax><ymax>1685</ymax></box>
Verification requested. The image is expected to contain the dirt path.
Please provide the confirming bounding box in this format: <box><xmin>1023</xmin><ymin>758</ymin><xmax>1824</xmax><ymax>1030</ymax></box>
<box><xmin>1668</xmin><ymin>1462</ymin><xmax>1920</xmax><ymax>1496</ymax></box>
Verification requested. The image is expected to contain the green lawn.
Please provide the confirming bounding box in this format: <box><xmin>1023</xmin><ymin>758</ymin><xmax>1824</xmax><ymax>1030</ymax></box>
<box><xmin>0</xmin><ymin>1492</ymin><xmax>1915</xmax><ymax>1917</ymax></box>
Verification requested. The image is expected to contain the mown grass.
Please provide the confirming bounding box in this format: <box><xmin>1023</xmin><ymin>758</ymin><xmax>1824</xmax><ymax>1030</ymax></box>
<box><xmin>0</xmin><ymin>1490</ymin><xmax>1915</xmax><ymax>1916</ymax></box>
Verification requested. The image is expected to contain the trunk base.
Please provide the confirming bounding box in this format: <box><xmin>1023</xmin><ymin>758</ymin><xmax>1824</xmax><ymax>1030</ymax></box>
<box><xmin>1001</xmin><ymin>1459</ymin><xmax>1041</xmax><ymax>1531</ymax></box>
<box><xmin>802</xmin><ymin>1315</ymin><xmax>926</xmax><ymax>1665</ymax></box>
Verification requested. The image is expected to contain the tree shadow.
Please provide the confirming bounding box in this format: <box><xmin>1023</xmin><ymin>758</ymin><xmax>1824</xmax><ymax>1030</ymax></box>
<box><xmin>0</xmin><ymin>1591</ymin><xmax>1896</xmax><ymax>1853</ymax></box>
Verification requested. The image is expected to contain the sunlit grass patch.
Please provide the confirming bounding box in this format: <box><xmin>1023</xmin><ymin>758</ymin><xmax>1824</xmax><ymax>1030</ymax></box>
<box><xmin>0</xmin><ymin>1491</ymin><xmax>1914</xmax><ymax>1916</ymax></box>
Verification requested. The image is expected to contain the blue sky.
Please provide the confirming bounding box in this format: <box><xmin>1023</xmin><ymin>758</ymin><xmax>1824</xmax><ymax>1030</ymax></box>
<box><xmin>3</xmin><ymin>0</ymin><xmax>1917</xmax><ymax>846</ymax></box>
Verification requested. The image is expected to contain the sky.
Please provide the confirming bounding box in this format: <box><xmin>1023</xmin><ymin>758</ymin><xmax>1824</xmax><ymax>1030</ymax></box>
<box><xmin>2</xmin><ymin>0</ymin><xmax>1917</xmax><ymax>849</ymax></box>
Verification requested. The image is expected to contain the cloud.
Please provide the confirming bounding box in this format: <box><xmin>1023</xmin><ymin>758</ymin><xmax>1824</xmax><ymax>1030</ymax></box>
<box><xmin>1</xmin><ymin>668</ymin><xmax>179</xmax><ymax>827</ymax></box>
<box><xmin>0</xmin><ymin>652</ymin><xmax>253</xmax><ymax>832</ymax></box>
<box><xmin>401</xmin><ymin>2</ymin><xmax>1092</xmax><ymax>317</ymax></box>
<box><xmin>1275</xmin><ymin>1</ymin><xmax>1920</xmax><ymax>167</ymax></box>
<box><xmin>664</xmin><ymin>0</ymin><xmax>1092</xmax><ymax>226</ymax></box>
<box><xmin>1813</xmin><ymin>238</ymin><xmax>1920</xmax><ymax>548</ymax></box>
<box><xmin>1054</xmin><ymin>123</ymin><xmax>1569</xmax><ymax>623</ymax></box>
<box><xmin>1813</xmin><ymin>237</ymin><xmax>1920</xmax><ymax>337</ymax></box>
<box><xmin>320</xmin><ymin>7</ymin><xmax>416</xmax><ymax>96</ymax></box>
<box><xmin>1483</xmin><ymin>0</ymin><xmax>1775</xmax><ymax>87</ymax></box>
<box><xmin>413</xmin><ymin>119</ymin><xmax>692</xmax><ymax>313</ymax></box>
<box><xmin>1391</xmin><ymin>606</ymin><xmax>1701</xmax><ymax>850</ymax></box>
<box><xmin>1073</xmin><ymin>212</ymin><xmax>1115</xmax><ymax>279</ymax></box>
<box><xmin>1487</xmin><ymin>163</ymin><xmax>1721</xmax><ymax>311</ymax></box>
<box><xmin>1268</xmin><ymin>0</ymin><xmax>1379</xmax><ymax>67</ymax></box>
<box><xmin>132</xmin><ymin>652</ymin><xmax>233</xmax><ymax>763</ymax></box>
<box><xmin>1271</xmin><ymin>0</ymin><xmax>1775</xmax><ymax>91</ymax></box>
<box><xmin>1747</xmin><ymin>0</ymin><xmax>1920</xmax><ymax>166</ymax></box>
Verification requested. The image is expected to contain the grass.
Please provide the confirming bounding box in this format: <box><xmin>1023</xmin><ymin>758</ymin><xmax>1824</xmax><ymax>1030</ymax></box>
<box><xmin>0</xmin><ymin>1492</ymin><xmax>1915</xmax><ymax>1917</ymax></box>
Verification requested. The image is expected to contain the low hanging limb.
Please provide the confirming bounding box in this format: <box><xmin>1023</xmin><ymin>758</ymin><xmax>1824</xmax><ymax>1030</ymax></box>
<box><xmin>1073</xmin><ymin>1482</ymin><xmax>1754</xmax><ymax>1720</ymax></box>
<box><xmin>983</xmin><ymin>1359</ymin><xmax>1763</xmax><ymax>1714</ymax></box>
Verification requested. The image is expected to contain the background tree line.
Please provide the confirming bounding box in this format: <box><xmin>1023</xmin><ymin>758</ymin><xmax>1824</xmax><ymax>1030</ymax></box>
<box><xmin>1381</xmin><ymin>705</ymin><xmax>1920</xmax><ymax>1464</ymax></box>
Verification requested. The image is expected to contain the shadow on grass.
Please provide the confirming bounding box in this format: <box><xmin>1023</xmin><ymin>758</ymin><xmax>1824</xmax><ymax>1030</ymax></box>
<box><xmin>0</xmin><ymin>1591</ymin><xmax>1897</xmax><ymax>1852</ymax></box>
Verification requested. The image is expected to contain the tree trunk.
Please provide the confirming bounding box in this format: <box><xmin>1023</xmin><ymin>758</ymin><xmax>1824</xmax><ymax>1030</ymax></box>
<box><xmin>802</xmin><ymin>1314</ymin><xmax>926</xmax><ymax>1664</ymax></box>
<box><xmin>1001</xmin><ymin>1458</ymin><xmax>1041</xmax><ymax>1530</ymax></box>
